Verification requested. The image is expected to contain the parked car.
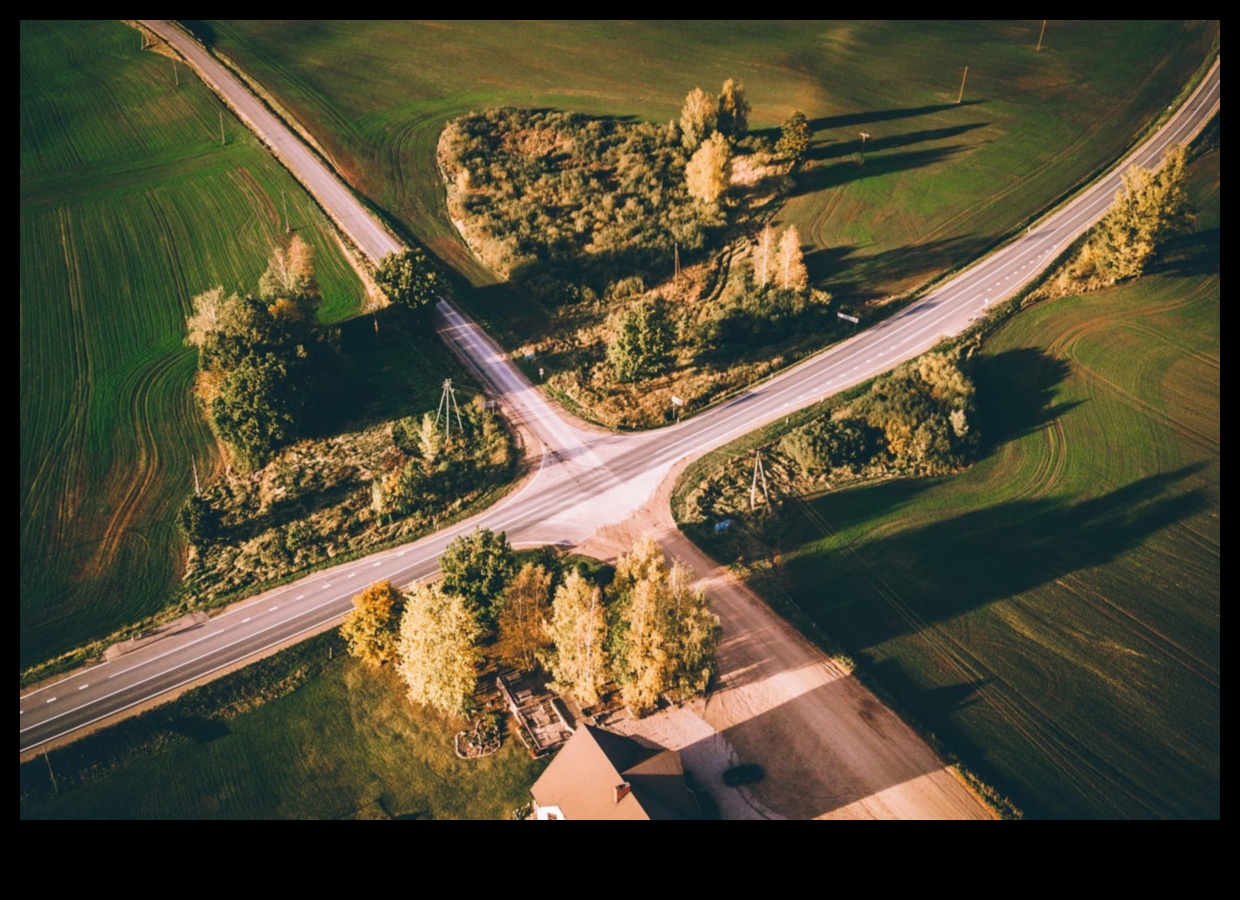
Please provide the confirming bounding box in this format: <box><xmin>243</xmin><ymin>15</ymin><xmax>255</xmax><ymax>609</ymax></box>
<box><xmin>722</xmin><ymin>763</ymin><xmax>765</xmax><ymax>787</ymax></box>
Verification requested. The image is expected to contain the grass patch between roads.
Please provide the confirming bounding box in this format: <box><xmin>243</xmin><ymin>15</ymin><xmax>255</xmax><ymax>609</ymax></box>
<box><xmin>681</xmin><ymin>143</ymin><xmax>1219</xmax><ymax>818</ymax></box>
<box><xmin>21</xmin><ymin>632</ymin><xmax>547</xmax><ymax>819</ymax></box>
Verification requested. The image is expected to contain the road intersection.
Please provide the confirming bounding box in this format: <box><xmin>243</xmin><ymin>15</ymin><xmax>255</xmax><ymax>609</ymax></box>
<box><xmin>21</xmin><ymin>25</ymin><xmax>1219</xmax><ymax>816</ymax></box>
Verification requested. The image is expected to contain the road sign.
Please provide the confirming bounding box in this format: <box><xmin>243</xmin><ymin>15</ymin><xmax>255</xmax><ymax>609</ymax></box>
<box><xmin>671</xmin><ymin>395</ymin><xmax>685</xmax><ymax>407</ymax></box>
<box><xmin>837</xmin><ymin>312</ymin><xmax>860</xmax><ymax>324</ymax></box>
<box><xmin>714</xmin><ymin>519</ymin><xmax>732</xmax><ymax>533</ymax></box>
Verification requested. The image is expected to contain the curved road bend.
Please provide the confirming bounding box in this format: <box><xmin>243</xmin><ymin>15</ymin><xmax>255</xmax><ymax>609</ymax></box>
<box><xmin>21</xmin><ymin>24</ymin><xmax>1218</xmax><ymax>778</ymax></box>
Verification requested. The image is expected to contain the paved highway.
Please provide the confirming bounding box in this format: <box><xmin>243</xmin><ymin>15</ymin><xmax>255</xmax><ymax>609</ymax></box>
<box><xmin>19</xmin><ymin>25</ymin><xmax>1218</xmax><ymax>754</ymax></box>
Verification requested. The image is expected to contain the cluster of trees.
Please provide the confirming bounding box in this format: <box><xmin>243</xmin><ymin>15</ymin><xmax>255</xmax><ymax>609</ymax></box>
<box><xmin>371</xmin><ymin>398</ymin><xmax>513</xmax><ymax>524</ymax></box>
<box><xmin>780</xmin><ymin>349</ymin><xmax>978</xmax><ymax>480</ymax></box>
<box><xmin>439</xmin><ymin>108</ymin><xmax>724</xmax><ymax>298</ymax></box>
<box><xmin>186</xmin><ymin>236</ymin><xmax>323</xmax><ymax>470</ymax></box>
<box><xmin>679</xmin><ymin>80</ymin><xmax>750</xmax><ymax>207</ymax></box>
<box><xmin>342</xmin><ymin>530</ymin><xmax>720</xmax><ymax>719</ymax></box>
<box><xmin>607</xmin><ymin>298</ymin><xmax>677</xmax><ymax>382</ymax></box>
<box><xmin>1081</xmin><ymin>144</ymin><xmax>1190</xmax><ymax>285</ymax></box>
<box><xmin>693</xmin><ymin>223</ymin><xmax>827</xmax><ymax>356</ymax></box>
<box><xmin>775</xmin><ymin>111</ymin><xmax>811</xmax><ymax>163</ymax></box>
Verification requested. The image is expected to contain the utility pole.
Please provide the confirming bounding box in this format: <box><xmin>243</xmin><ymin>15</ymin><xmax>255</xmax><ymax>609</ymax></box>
<box><xmin>43</xmin><ymin>746</ymin><xmax>58</xmax><ymax>795</ymax></box>
<box><xmin>956</xmin><ymin>65</ymin><xmax>969</xmax><ymax>105</ymax></box>
<box><xmin>283</xmin><ymin>191</ymin><xmax>290</xmax><ymax>234</ymax></box>
<box><xmin>172</xmin><ymin>59</ymin><xmax>179</xmax><ymax>87</ymax></box>
<box><xmin>219</xmin><ymin>111</ymin><xmax>225</xmax><ymax>146</ymax></box>
<box><xmin>750</xmin><ymin>450</ymin><xmax>771</xmax><ymax>512</ymax></box>
<box><xmin>1036</xmin><ymin>20</ymin><xmax>1047</xmax><ymax>52</ymax></box>
<box><xmin>674</xmin><ymin>243</ymin><xmax>681</xmax><ymax>283</ymax></box>
<box><xmin>436</xmin><ymin>378</ymin><xmax>464</xmax><ymax>442</ymax></box>
<box><xmin>192</xmin><ymin>457</ymin><xmax>201</xmax><ymax>496</ymax></box>
<box><xmin>858</xmin><ymin>131</ymin><xmax>871</xmax><ymax>164</ymax></box>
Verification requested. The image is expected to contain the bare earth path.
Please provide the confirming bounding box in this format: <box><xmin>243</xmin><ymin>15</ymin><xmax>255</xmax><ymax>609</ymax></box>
<box><xmin>21</xmin><ymin>21</ymin><xmax>1217</xmax><ymax>818</ymax></box>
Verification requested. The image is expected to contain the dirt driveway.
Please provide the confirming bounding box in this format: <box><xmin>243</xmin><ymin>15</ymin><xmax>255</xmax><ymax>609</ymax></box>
<box><xmin>579</xmin><ymin>466</ymin><xmax>993</xmax><ymax>820</ymax></box>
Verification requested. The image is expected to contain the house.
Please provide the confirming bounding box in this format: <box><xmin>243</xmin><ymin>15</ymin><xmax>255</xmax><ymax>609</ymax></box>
<box><xmin>530</xmin><ymin>724</ymin><xmax>701</xmax><ymax>820</ymax></box>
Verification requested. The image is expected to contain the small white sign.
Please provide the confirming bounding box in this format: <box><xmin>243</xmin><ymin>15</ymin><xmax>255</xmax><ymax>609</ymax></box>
<box><xmin>671</xmin><ymin>396</ymin><xmax>685</xmax><ymax>407</ymax></box>
<box><xmin>837</xmin><ymin>312</ymin><xmax>860</xmax><ymax>323</ymax></box>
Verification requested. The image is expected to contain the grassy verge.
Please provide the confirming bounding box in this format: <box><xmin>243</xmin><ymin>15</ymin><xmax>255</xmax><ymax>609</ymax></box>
<box><xmin>674</xmin><ymin>138</ymin><xmax>1220</xmax><ymax>818</ymax></box>
<box><xmin>21</xmin><ymin>631</ymin><xmax>548</xmax><ymax>819</ymax></box>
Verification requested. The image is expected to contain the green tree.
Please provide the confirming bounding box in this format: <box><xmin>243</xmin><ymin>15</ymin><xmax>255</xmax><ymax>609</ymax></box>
<box><xmin>608</xmin><ymin>298</ymin><xmax>676</xmax><ymax>383</ymax></box>
<box><xmin>177</xmin><ymin>494</ymin><xmax>221</xmax><ymax>544</ymax></box>
<box><xmin>679</xmin><ymin>87</ymin><xmax>717</xmax><ymax>152</ymax></box>
<box><xmin>543</xmin><ymin>570</ymin><xmax>609</xmax><ymax>707</ymax></box>
<box><xmin>397</xmin><ymin>582</ymin><xmax>483</xmax><ymax>717</ymax></box>
<box><xmin>776</xmin><ymin>111</ymin><xmax>811</xmax><ymax>162</ymax></box>
<box><xmin>495</xmin><ymin>562</ymin><xmax>553</xmax><ymax>671</ymax></box>
<box><xmin>438</xmin><ymin>527</ymin><xmax>516</xmax><ymax>623</ymax></box>
<box><xmin>210</xmin><ymin>350</ymin><xmax>303</xmax><ymax>469</ymax></box>
<box><xmin>340</xmin><ymin>580</ymin><xmax>405</xmax><ymax>668</ymax></box>
<box><xmin>375</xmin><ymin>247</ymin><xmax>446</xmax><ymax>310</ymax></box>
<box><xmin>716</xmin><ymin>78</ymin><xmax>750</xmax><ymax>139</ymax></box>
<box><xmin>778</xmin><ymin>225</ymin><xmax>808</xmax><ymax>291</ymax></box>
<box><xmin>1092</xmin><ymin>144</ymin><xmax>1190</xmax><ymax>284</ymax></box>
<box><xmin>607</xmin><ymin>535</ymin><xmax>720</xmax><ymax>716</ymax></box>
<box><xmin>685</xmin><ymin>132</ymin><xmax>732</xmax><ymax>206</ymax></box>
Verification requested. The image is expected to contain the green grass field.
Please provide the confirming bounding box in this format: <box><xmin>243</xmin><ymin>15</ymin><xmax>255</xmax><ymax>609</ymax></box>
<box><xmin>18</xmin><ymin>21</ymin><xmax>374</xmax><ymax>669</ymax></box>
<box><xmin>770</xmin><ymin>147</ymin><xmax>1220</xmax><ymax>818</ymax></box>
<box><xmin>206</xmin><ymin>20</ymin><xmax>1216</xmax><ymax>329</ymax></box>
<box><xmin>20</xmin><ymin>639</ymin><xmax>547</xmax><ymax>820</ymax></box>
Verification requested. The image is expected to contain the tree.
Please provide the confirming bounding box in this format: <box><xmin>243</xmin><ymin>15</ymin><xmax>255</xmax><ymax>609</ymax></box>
<box><xmin>185</xmin><ymin>286</ymin><xmax>226</xmax><ymax>349</ymax></box>
<box><xmin>685</xmin><ymin>132</ymin><xmax>732</xmax><ymax>207</ymax></box>
<box><xmin>716</xmin><ymin>79</ymin><xmax>750</xmax><ymax>139</ymax></box>
<box><xmin>397</xmin><ymin>582</ymin><xmax>483</xmax><ymax>717</ymax></box>
<box><xmin>438</xmin><ymin>527</ymin><xmax>516</xmax><ymax>623</ymax></box>
<box><xmin>1091</xmin><ymin>144</ymin><xmax>1190</xmax><ymax>284</ymax></box>
<box><xmin>608</xmin><ymin>298</ymin><xmax>676</xmax><ymax>383</ymax></box>
<box><xmin>340</xmin><ymin>580</ymin><xmax>405</xmax><ymax>668</ymax></box>
<box><xmin>679</xmin><ymin>87</ymin><xmax>717</xmax><ymax>152</ymax></box>
<box><xmin>495</xmin><ymin>562</ymin><xmax>553</xmax><ymax>671</ymax></box>
<box><xmin>607</xmin><ymin>535</ymin><xmax>720</xmax><ymax>716</ymax></box>
<box><xmin>258</xmin><ymin>234</ymin><xmax>316</xmax><ymax>305</ymax></box>
<box><xmin>778</xmin><ymin>225</ymin><xmax>808</xmax><ymax>291</ymax></box>
<box><xmin>776</xmin><ymin>111</ymin><xmax>811</xmax><ymax>162</ymax></box>
<box><xmin>543</xmin><ymin>571</ymin><xmax>609</xmax><ymax>707</ymax></box>
<box><xmin>177</xmin><ymin>494</ymin><xmax>221</xmax><ymax>544</ymax></box>
<box><xmin>375</xmin><ymin>247</ymin><xmax>446</xmax><ymax>310</ymax></box>
<box><xmin>209</xmin><ymin>350</ymin><xmax>303</xmax><ymax>469</ymax></box>
<box><xmin>754</xmin><ymin>224</ymin><xmax>775</xmax><ymax>289</ymax></box>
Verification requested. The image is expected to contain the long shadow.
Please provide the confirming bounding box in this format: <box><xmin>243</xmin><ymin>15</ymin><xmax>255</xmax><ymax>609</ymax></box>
<box><xmin>806</xmin><ymin>232</ymin><xmax>993</xmax><ymax>304</ymax></box>
<box><xmin>790</xmin><ymin>145</ymin><xmax>967</xmax><ymax>198</ymax></box>
<box><xmin>809</xmin><ymin>101</ymin><xmax>983</xmax><ymax>132</ymax></box>
<box><xmin>972</xmin><ymin>348</ymin><xmax>1080</xmax><ymax>450</ymax></box>
<box><xmin>687</xmin><ymin>674</ymin><xmax>976</xmax><ymax>818</ymax></box>
<box><xmin>783</xmin><ymin>464</ymin><xmax>1210</xmax><ymax>652</ymax></box>
<box><xmin>807</xmin><ymin>122</ymin><xmax>989</xmax><ymax>162</ymax></box>
<box><xmin>1150</xmin><ymin>226</ymin><xmax>1220</xmax><ymax>279</ymax></box>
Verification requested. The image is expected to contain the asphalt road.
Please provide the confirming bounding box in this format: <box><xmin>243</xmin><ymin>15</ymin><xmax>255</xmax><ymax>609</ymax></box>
<box><xmin>19</xmin><ymin>25</ymin><xmax>1219</xmax><ymax>756</ymax></box>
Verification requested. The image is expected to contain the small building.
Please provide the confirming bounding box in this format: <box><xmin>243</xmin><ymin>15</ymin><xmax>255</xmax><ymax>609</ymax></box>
<box><xmin>530</xmin><ymin>724</ymin><xmax>701</xmax><ymax>820</ymax></box>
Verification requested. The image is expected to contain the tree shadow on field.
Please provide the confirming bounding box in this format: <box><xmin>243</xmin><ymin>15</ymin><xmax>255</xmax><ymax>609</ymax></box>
<box><xmin>786</xmin><ymin>465</ymin><xmax>1210</xmax><ymax>653</ymax></box>
<box><xmin>167</xmin><ymin>715</ymin><xmax>230</xmax><ymax>744</ymax></box>
<box><xmin>972</xmin><ymin>348</ymin><xmax>1080</xmax><ymax>451</ymax></box>
<box><xmin>807</xmin><ymin>122</ymin><xmax>989</xmax><ymax>162</ymax></box>
<box><xmin>807</xmin><ymin>232</ymin><xmax>992</xmax><ymax>304</ymax></box>
<box><xmin>790</xmin><ymin>145</ymin><xmax>967</xmax><ymax>198</ymax></box>
<box><xmin>1149</xmin><ymin>226</ymin><xmax>1220</xmax><ymax>279</ymax></box>
<box><xmin>808</xmin><ymin>101</ymin><xmax>983</xmax><ymax>134</ymax></box>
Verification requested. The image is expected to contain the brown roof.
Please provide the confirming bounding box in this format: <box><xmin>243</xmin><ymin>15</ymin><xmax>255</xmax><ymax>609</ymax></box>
<box><xmin>530</xmin><ymin>725</ymin><xmax>699</xmax><ymax>820</ymax></box>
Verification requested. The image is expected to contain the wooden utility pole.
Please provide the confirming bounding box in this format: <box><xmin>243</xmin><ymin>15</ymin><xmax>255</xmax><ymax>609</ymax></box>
<box><xmin>956</xmin><ymin>65</ymin><xmax>969</xmax><ymax>104</ymax></box>
<box><xmin>43</xmin><ymin>746</ymin><xmax>58</xmax><ymax>794</ymax></box>
<box><xmin>674</xmin><ymin>243</ymin><xmax>681</xmax><ymax>283</ymax></box>
<box><xmin>219</xmin><ymin>111</ymin><xmax>225</xmax><ymax>146</ymax></box>
<box><xmin>1036</xmin><ymin>20</ymin><xmax>1047</xmax><ymax>52</ymax></box>
<box><xmin>750</xmin><ymin>451</ymin><xmax>771</xmax><ymax>512</ymax></box>
<box><xmin>192</xmin><ymin>457</ymin><xmax>201</xmax><ymax>496</ymax></box>
<box><xmin>436</xmin><ymin>378</ymin><xmax>464</xmax><ymax>442</ymax></box>
<box><xmin>172</xmin><ymin>59</ymin><xmax>179</xmax><ymax>87</ymax></box>
<box><xmin>283</xmin><ymin>191</ymin><xmax>290</xmax><ymax>234</ymax></box>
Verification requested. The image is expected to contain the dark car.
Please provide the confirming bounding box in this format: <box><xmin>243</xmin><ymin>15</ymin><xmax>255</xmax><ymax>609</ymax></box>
<box><xmin>722</xmin><ymin>763</ymin><xmax>766</xmax><ymax>787</ymax></box>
